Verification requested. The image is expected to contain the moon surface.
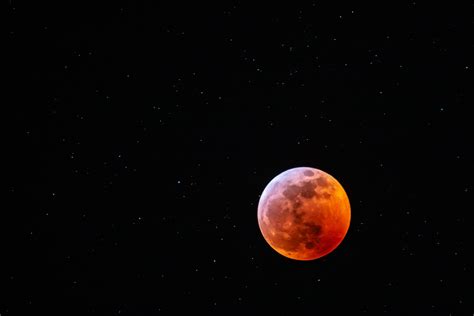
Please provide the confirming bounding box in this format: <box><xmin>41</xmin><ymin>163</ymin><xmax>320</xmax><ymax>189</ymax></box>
<box><xmin>257</xmin><ymin>167</ymin><xmax>351</xmax><ymax>261</ymax></box>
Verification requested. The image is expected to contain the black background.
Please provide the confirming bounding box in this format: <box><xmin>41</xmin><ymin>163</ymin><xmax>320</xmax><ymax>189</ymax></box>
<box><xmin>6</xmin><ymin>1</ymin><xmax>473</xmax><ymax>315</ymax></box>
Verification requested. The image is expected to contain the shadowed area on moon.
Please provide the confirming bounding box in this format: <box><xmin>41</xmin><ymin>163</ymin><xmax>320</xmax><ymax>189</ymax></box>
<box><xmin>258</xmin><ymin>167</ymin><xmax>350</xmax><ymax>260</ymax></box>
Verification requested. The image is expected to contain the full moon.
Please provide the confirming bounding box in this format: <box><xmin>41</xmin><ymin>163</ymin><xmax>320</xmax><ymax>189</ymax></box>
<box><xmin>257</xmin><ymin>167</ymin><xmax>351</xmax><ymax>261</ymax></box>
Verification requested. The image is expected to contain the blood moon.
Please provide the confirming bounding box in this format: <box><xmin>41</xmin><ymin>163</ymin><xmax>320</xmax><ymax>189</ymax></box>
<box><xmin>257</xmin><ymin>167</ymin><xmax>350</xmax><ymax>261</ymax></box>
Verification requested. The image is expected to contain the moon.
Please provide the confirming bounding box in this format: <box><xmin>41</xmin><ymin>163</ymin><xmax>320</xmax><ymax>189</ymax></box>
<box><xmin>257</xmin><ymin>167</ymin><xmax>351</xmax><ymax>261</ymax></box>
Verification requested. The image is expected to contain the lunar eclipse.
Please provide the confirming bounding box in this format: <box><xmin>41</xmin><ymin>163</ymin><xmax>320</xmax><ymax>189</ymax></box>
<box><xmin>258</xmin><ymin>167</ymin><xmax>351</xmax><ymax>261</ymax></box>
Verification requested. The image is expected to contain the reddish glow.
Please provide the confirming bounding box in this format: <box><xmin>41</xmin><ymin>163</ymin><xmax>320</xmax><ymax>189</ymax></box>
<box><xmin>258</xmin><ymin>167</ymin><xmax>351</xmax><ymax>261</ymax></box>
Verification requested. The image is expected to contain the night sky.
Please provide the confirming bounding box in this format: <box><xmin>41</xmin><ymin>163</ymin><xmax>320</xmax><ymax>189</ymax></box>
<box><xmin>7</xmin><ymin>1</ymin><xmax>473</xmax><ymax>315</ymax></box>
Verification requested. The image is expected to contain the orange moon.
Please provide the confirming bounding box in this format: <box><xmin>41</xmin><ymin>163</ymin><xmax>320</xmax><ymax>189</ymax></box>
<box><xmin>257</xmin><ymin>167</ymin><xmax>351</xmax><ymax>261</ymax></box>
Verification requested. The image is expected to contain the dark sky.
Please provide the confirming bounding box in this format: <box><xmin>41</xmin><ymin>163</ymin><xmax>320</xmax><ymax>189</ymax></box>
<box><xmin>7</xmin><ymin>1</ymin><xmax>473</xmax><ymax>315</ymax></box>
